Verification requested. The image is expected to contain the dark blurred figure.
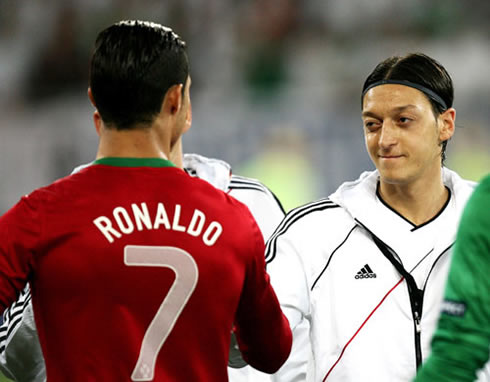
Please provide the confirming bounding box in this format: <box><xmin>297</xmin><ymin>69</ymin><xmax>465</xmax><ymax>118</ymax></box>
<box><xmin>23</xmin><ymin>5</ymin><xmax>87</xmax><ymax>103</ymax></box>
<box><xmin>238</xmin><ymin>0</ymin><xmax>300</xmax><ymax>98</ymax></box>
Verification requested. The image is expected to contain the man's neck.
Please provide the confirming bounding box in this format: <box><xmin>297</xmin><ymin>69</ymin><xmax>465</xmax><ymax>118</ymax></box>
<box><xmin>378</xmin><ymin>171</ymin><xmax>449</xmax><ymax>226</ymax></box>
<box><xmin>169</xmin><ymin>138</ymin><xmax>184</xmax><ymax>168</ymax></box>
<box><xmin>96</xmin><ymin>126</ymin><xmax>170</xmax><ymax>161</ymax></box>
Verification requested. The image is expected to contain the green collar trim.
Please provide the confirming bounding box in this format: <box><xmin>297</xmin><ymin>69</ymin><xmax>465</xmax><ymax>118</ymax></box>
<box><xmin>94</xmin><ymin>157</ymin><xmax>176</xmax><ymax>168</ymax></box>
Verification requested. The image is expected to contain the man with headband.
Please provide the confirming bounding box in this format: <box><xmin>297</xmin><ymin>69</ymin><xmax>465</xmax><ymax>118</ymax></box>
<box><xmin>265</xmin><ymin>53</ymin><xmax>489</xmax><ymax>381</ymax></box>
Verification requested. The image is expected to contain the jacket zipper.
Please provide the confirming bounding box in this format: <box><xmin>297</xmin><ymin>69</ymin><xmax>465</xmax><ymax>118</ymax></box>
<box><xmin>369</xmin><ymin>232</ymin><xmax>424</xmax><ymax>370</ymax></box>
<box><xmin>413</xmin><ymin>311</ymin><xmax>422</xmax><ymax>367</ymax></box>
<box><xmin>409</xmin><ymin>286</ymin><xmax>423</xmax><ymax>369</ymax></box>
<box><xmin>357</xmin><ymin>220</ymin><xmax>454</xmax><ymax>372</ymax></box>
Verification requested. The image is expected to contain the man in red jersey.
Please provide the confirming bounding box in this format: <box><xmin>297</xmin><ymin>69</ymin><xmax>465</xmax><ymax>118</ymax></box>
<box><xmin>0</xmin><ymin>20</ymin><xmax>291</xmax><ymax>381</ymax></box>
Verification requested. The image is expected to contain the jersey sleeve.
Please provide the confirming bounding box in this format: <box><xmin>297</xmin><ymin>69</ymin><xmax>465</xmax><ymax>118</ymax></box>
<box><xmin>227</xmin><ymin>177</ymin><xmax>286</xmax><ymax>381</ymax></box>
<box><xmin>0</xmin><ymin>285</ymin><xmax>46</xmax><ymax>382</ymax></box>
<box><xmin>414</xmin><ymin>176</ymin><xmax>490</xmax><ymax>382</ymax></box>
<box><xmin>0</xmin><ymin>195</ymin><xmax>39</xmax><ymax>313</ymax></box>
<box><xmin>233</xmin><ymin>208</ymin><xmax>292</xmax><ymax>374</ymax></box>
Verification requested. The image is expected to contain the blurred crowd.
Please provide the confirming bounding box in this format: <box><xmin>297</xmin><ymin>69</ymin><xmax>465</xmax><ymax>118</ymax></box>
<box><xmin>0</xmin><ymin>0</ymin><xmax>489</xmax><ymax>213</ymax></box>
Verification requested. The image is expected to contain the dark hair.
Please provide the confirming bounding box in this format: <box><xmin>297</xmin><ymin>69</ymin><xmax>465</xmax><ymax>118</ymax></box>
<box><xmin>89</xmin><ymin>20</ymin><xmax>189</xmax><ymax>130</ymax></box>
<box><xmin>362</xmin><ymin>53</ymin><xmax>453</xmax><ymax>163</ymax></box>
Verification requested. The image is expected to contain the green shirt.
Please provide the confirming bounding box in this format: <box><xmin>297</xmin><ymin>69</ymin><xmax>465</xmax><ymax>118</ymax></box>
<box><xmin>415</xmin><ymin>174</ymin><xmax>490</xmax><ymax>381</ymax></box>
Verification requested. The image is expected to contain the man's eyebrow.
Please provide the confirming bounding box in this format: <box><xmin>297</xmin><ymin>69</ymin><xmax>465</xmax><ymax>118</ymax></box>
<box><xmin>362</xmin><ymin>104</ymin><xmax>419</xmax><ymax>118</ymax></box>
<box><xmin>392</xmin><ymin>104</ymin><xmax>418</xmax><ymax>112</ymax></box>
<box><xmin>361</xmin><ymin>111</ymin><xmax>380</xmax><ymax>119</ymax></box>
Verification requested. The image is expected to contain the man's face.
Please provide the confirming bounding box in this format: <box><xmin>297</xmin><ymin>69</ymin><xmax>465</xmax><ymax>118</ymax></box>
<box><xmin>361</xmin><ymin>84</ymin><xmax>451</xmax><ymax>186</ymax></box>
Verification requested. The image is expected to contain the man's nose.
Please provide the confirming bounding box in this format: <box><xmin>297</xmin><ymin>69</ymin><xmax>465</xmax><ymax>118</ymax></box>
<box><xmin>378</xmin><ymin>121</ymin><xmax>398</xmax><ymax>149</ymax></box>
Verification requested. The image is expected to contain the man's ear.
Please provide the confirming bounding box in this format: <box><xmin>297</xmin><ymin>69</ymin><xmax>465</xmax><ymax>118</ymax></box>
<box><xmin>183</xmin><ymin>100</ymin><xmax>192</xmax><ymax>134</ymax></box>
<box><xmin>93</xmin><ymin>111</ymin><xmax>103</xmax><ymax>137</ymax></box>
<box><xmin>162</xmin><ymin>84</ymin><xmax>183</xmax><ymax>115</ymax></box>
<box><xmin>88</xmin><ymin>87</ymin><xmax>103</xmax><ymax>136</ymax></box>
<box><xmin>88</xmin><ymin>87</ymin><xmax>96</xmax><ymax>107</ymax></box>
<box><xmin>439</xmin><ymin>107</ymin><xmax>456</xmax><ymax>142</ymax></box>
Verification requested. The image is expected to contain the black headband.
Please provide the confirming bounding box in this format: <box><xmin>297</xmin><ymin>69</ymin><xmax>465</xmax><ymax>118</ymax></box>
<box><xmin>362</xmin><ymin>79</ymin><xmax>448</xmax><ymax>110</ymax></box>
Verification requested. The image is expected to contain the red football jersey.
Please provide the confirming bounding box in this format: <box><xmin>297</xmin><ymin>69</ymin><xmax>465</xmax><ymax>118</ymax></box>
<box><xmin>0</xmin><ymin>157</ymin><xmax>291</xmax><ymax>381</ymax></box>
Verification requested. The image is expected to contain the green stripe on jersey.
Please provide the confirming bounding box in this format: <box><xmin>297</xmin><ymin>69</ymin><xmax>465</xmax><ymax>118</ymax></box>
<box><xmin>94</xmin><ymin>157</ymin><xmax>176</xmax><ymax>168</ymax></box>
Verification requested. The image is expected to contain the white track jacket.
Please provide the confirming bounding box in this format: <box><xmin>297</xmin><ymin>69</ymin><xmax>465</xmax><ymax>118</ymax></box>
<box><xmin>265</xmin><ymin>168</ymin><xmax>488</xmax><ymax>381</ymax></box>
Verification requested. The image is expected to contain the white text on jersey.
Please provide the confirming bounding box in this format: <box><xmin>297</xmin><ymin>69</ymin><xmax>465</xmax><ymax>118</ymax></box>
<box><xmin>93</xmin><ymin>203</ymin><xmax>223</xmax><ymax>246</ymax></box>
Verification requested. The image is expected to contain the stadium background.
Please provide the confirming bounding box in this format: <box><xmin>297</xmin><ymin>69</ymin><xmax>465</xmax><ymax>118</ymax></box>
<box><xmin>0</xmin><ymin>1</ymin><xmax>488</xmax><ymax>379</ymax></box>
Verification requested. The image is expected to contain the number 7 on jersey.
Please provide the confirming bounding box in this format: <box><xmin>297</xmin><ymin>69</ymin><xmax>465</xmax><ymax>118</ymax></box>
<box><xmin>124</xmin><ymin>245</ymin><xmax>199</xmax><ymax>381</ymax></box>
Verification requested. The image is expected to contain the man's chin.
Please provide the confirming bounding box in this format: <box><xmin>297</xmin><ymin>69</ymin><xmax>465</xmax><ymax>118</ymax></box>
<box><xmin>379</xmin><ymin>173</ymin><xmax>409</xmax><ymax>186</ymax></box>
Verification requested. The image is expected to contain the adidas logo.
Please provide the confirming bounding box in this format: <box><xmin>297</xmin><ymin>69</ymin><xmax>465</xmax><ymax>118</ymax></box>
<box><xmin>355</xmin><ymin>264</ymin><xmax>377</xmax><ymax>279</ymax></box>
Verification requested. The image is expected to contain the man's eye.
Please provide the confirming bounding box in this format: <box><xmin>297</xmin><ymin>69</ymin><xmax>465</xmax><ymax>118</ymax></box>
<box><xmin>364</xmin><ymin>121</ymin><xmax>379</xmax><ymax>131</ymax></box>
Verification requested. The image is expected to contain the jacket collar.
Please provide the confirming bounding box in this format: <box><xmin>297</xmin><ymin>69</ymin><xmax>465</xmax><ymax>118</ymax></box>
<box><xmin>329</xmin><ymin>168</ymin><xmax>476</xmax><ymax>250</ymax></box>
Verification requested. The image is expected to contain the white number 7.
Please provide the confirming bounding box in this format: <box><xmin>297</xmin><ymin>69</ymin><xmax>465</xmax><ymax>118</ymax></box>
<box><xmin>124</xmin><ymin>245</ymin><xmax>199</xmax><ymax>381</ymax></box>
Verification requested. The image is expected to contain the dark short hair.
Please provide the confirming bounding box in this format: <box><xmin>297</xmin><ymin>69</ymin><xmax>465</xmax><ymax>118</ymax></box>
<box><xmin>362</xmin><ymin>53</ymin><xmax>454</xmax><ymax>163</ymax></box>
<box><xmin>89</xmin><ymin>20</ymin><xmax>189</xmax><ymax>130</ymax></box>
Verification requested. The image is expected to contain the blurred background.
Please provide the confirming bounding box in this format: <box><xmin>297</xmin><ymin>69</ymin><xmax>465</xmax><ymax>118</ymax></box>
<box><xmin>0</xmin><ymin>0</ymin><xmax>489</xmax><ymax>215</ymax></box>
